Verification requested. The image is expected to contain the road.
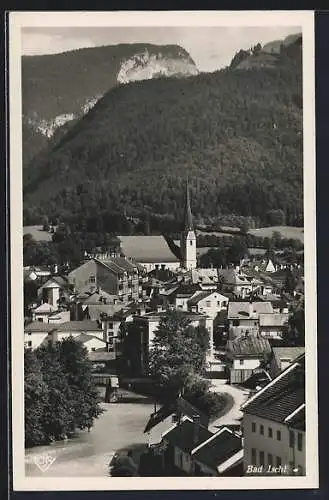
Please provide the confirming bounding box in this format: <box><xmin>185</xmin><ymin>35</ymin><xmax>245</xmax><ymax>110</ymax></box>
<box><xmin>25</xmin><ymin>401</ymin><xmax>154</xmax><ymax>477</ymax></box>
<box><xmin>208</xmin><ymin>380</ymin><xmax>250</xmax><ymax>432</ymax></box>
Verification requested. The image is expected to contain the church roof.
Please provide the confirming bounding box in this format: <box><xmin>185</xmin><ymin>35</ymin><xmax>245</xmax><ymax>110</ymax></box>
<box><xmin>118</xmin><ymin>236</ymin><xmax>180</xmax><ymax>264</ymax></box>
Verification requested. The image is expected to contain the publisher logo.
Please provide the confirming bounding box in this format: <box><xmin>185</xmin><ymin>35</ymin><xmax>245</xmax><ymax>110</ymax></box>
<box><xmin>33</xmin><ymin>452</ymin><xmax>57</xmax><ymax>472</ymax></box>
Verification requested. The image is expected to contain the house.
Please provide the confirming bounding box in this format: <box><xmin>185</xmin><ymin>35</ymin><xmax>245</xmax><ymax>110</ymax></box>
<box><xmin>24</xmin><ymin>321</ymin><xmax>56</xmax><ymax>349</ymax></box>
<box><xmin>129</xmin><ymin>309</ymin><xmax>214</xmax><ymax>375</ymax></box>
<box><xmin>241</xmin><ymin>353</ymin><xmax>305</xmax><ymax>476</ymax></box>
<box><xmin>118</xmin><ymin>235</ymin><xmax>181</xmax><ymax>272</ymax></box>
<box><xmin>227</xmin><ymin>301</ymin><xmax>274</xmax><ymax>339</ymax></box>
<box><xmin>144</xmin><ymin>397</ymin><xmax>209</xmax><ymax>448</ymax></box>
<box><xmin>218</xmin><ymin>269</ymin><xmax>254</xmax><ymax>298</ymax></box>
<box><xmin>74</xmin><ymin>333</ymin><xmax>108</xmax><ymax>352</ymax></box>
<box><xmin>172</xmin><ymin>283</ymin><xmax>202</xmax><ymax>310</ymax></box>
<box><xmin>51</xmin><ymin>320</ymin><xmax>104</xmax><ymax>343</ymax></box>
<box><xmin>253</xmin><ymin>259</ymin><xmax>276</xmax><ymax>273</ymax></box>
<box><xmin>37</xmin><ymin>275</ymin><xmax>70</xmax><ymax>309</ymax></box>
<box><xmin>189</xmin><ymin>269</ymin><xmax>221</xmax><ymax>289</ymax></box>
<box><xmin>192</xmin><ymin>427</ymin><xmax>243</xmax><ymax>477</ymax></box>
<box><xmin>161</xmin><ymin>416</ymin><xmax>213</xmax><ymax>475</ymax></box>
<box><xmin>187</xmin><ymin>290</ymin><xmax>229</xmax><ymax>319</ymax></box>
<box><xmin>258</xmin><ymin>313</ymin><xmax>289</xmax><ymax>340</ymax></box>
<box><xmin>226</xmin><ymin>336</ymin><xmax>272</xmax><ymax>384</ymax></box>
<box><xmin>32</xmin><ymin>302</ymin><xmax>57</xmax><ymax>323</ymax></box>
<box><xmin>269</xmin><ymin>347</ymin><xmax>305</xmax><ymax>378</ymax></box>
<box><xmin>68</xmin><ymin>256</ymin><xmax>142</xmax><ymax>303</ymax></box>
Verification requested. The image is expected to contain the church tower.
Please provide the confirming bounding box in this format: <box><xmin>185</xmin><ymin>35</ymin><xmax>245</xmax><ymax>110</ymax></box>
<box><xmin>180</xmin><ymin>181</ymin><xmax>197</xmax><ymax>270</ymax></box>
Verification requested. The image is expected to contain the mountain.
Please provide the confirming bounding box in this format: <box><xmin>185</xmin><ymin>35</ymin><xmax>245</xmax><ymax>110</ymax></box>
<box><xmin>23</xmin><ymin>36</ymin><xmax>303</xmax><ymax>229</ymax></box>
<box><xmin>22</xmin><ymin>43</ymin><xmax>198</xmax><ymax>165</ymax></box>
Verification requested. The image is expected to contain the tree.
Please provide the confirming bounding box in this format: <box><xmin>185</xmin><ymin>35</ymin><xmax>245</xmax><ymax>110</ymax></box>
<box><xmin>284</xmin><ymin>268</ymin><xmax>297</xmax><ymax>295</ymax></box>
<box><xmin>148</xmin><ymin>310</ymin><xmax>210</xmax><ymax>394</ymax></box>
<box><xmin>57</xmin><ymin>337</ymin><xmax>104</xmax><ymax>431</ymax></box>
<box><xmin>226</xmin><ymin>237</ymin><xmax>248</xmax><ymax>264</ymax></box>
<box><xmin>285</xmin><ymin>301</ymin><xmax>305</xmax><ymax>346</ymax></box>
<box><xmin>24</xmin><ymin>349</ymin><xmax>49</xmax><ymax>447</ymax></box>
<box><xmin>266</xmin><ymin>209</ymin><xmax>286</xmax><ymax>226</ymax></box>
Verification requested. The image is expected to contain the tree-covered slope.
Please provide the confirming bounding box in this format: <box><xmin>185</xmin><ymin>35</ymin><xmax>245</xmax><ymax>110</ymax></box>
<box><xmin>23</xmin><ymin>38</ymin><xmax>303</xmax><ymax>227</ymax></box>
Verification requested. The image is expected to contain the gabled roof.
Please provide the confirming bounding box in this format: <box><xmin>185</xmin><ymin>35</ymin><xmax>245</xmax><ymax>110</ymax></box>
<box><xmin>163</xmin><ymin>417</ymin><xmax>213</xmax><ymax>454</ymax></box>
<box><xmin>187</xmin><ymin>290</ymin><xmax>212</xmax><ymax>306</ymax></box>
<box><xmin>227</xmin><ymin>336</ymin><xmax>271</xmax><ymax>357</ymax></box>
<box><xmin>34</xmin><ymin>302</ymin><xmax>56</xmax><ymax>313</ymax></box>
<box><xmin>241</xmin><ymin>354</ymin><xmax>305</xmax><ymax>424</ymax></box>
<box><xmin>118</xmin><ymin>236</ymin><xmax>180</xmax><ymax>263</ymax></box>
<box><xmin>144</xmin><ymin>397</ymin><xmax>209</xmax><ymax>434</ymax></box>
<box><xmin>192</xmin><ymin>427</ymin><xmax>242</xmax><ymax>472</ymax></box>
<box><xmin>175</xmin><ymin>283</ymin><xmax>202</xmax><ymax>298</ymax></box>
<box><xmin>285</xmin><ymin>404</ymin><xmax>305</xmax><ymax>431</ymax></box>
<box><xmin>74</xmin><ymin>333</ymin><xmax>106</xmax><ymax>345</ymax></box>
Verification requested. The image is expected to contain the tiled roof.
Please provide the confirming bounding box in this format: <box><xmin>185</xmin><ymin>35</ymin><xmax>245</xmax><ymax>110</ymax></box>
<box><xmin>118</xmin><ymin>236</ymin><xmax>179</xmax><ymax>263</ymax></box>
<box><xmin>82</xmin><ymin>289</ymin><xmax>118</xmax><ymax>305</ymax></box>
<box><xmin>191</xmin><ymin>269</ymin><xmax>219</xmax><ymax>284</ymax></box>
<box><xmin>175</xmin><ymin>283</ymin><xmax>202</xmax><ymax>298</ymax></box>
<box><xmin>192</xmin><ymin>427</ymin><xmax>242</xmax><ymax>470</ymax></box>
<box><xmin>144</xmin><ymin>397</ymin><xmax>209</xmax><ymax>434</ymax></box>
<box><xmin>24</xmin><ymin>321</ymin><xmax>56</xmax><ymax>332</ymax></box>
<box><xmin>259</xmin><ymin>313</ymin><xmax>289</xmax><ymax>327</ymax></box>
<box><xmin>242</xmin><ymin>354</ymin><xmax>305</xmax><ymax>423</ymax></box>
<box><xmin>272</xmin><ymin>347</ymin><xmax>305</xmax><ymax>363</ymax></box>
<box><xmin>87</xmin><ymin>304</ymin><xmax>123</xmax><ymax>321</ymax></box>
<box><xmin>163</xmin><ymin>417</ymin><xmax>213</xmax><ymax>454</ymax></box>
<box><xmin>227</xmin><ymin>336</ymin><xmax>271</xmax><ymax>357</ymax></box>
<box><xmin>56</xmin><ymin>320</ymin><xmax>101</xmax><ymax>332</ymax></box>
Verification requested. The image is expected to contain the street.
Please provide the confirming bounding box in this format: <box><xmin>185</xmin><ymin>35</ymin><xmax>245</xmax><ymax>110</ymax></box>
<box><xmin>25</xmin><ymin>401</ymin><xmax>154</xmax><ymax>477</ymax></box>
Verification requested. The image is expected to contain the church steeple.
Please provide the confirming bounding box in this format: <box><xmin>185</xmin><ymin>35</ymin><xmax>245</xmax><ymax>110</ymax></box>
<box><xmin>180</xmin><ymin>179</ymin><xmax>197</xmax><ymax>270</ymax></box>
<box><xmin>183</xmin><ymin>180</ymin><xmax>194</xmax><ymax>232</ymax></box>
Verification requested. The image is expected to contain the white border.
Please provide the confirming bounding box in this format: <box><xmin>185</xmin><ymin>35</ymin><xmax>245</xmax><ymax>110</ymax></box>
<box><xmin>9</xmin><ymin>10</ymin><xmax>317</xmax><ymax>491</ymax></box>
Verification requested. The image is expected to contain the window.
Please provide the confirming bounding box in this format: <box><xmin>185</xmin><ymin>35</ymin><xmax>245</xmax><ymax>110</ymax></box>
<box><xmin>260</xmin><ymin>425</ymin><xmax>264</xmax><ymax>435</ymax></box>
<box><xmin>206</xmin><ymin>301</ymin><xmax>211</xmax><ymax>307</ymax></box>
<box><xmin>297</xmin><ymin>433</ymin><xmax>303</xmax><ymax>451</ymax></box>
<box><xmin>27</xmin><ymin>341</ymin><xmax>32</xmax><ymax>347</ymax></box>
<box><xmin>28</xmin><ymin>332</ymin><xmax>32</xmax><ymax>336</ymax></box>
<box><xmin>223</xmin><ymin>301</ymin><xmax>227</xmax><ymax>307</ymax></box>
<box><xmin>91</xmin><ymin>347</ymin><xmax>96</xmax><ymax>352</ymax></box>
<box><xmin>276</xmin><ymin>430</ymin><xmax>281</xmax><ymax>441</ymax></box>
<box><xmin>276</xmin><ymin>456</ymin><xmax>282</xmax><ymax>467</ymax></box>
<box><xmin>259</xmin><ymin>451</ymin><xmax>265</xmax><ymax>466</ymax></box>
<box><xmin>289</xmin><ymin>430</ymin><xmax>295</xmax><ymax>448</ymax></box>
<box><xmin>252</xmin><ymin>422</ymin><xmax>256</xmax><ymax>433</ymax></box>
<box><xmin>251</xmin><ymin>448</ymin><xmax>256</xmax><ymax>465</ymax></box>
<box><xmin>268</xmin><ymin>454</ymin><xmax>273</xmax><ymax>466</ymax></box>
<box><xmin>268</xmin><ymin>427</ymin><xmax>273</xmax><ymax>438</ymax></box>
<box><xmin>233</xmin><ymin>319</ymin><xmax>240</xmax><ymax>326</ymax></box>
<box><xmin>190</xmin><ymin>240</ymin><xmax>193</xmax><ymax>246</ymax></box>
<box><xmin>108</xmin><ymin>322</ymin><xmax>113</xmax><ymax>329</ymax></box>
<box><xmin>239</xmin><ymin>359</ymin><xmax>244</xmax><ymax>365</ymax></box>
<box><xmin>38</xmin><ymin>318</ymin><xmax>43</xmax><ymax>322</ymax></box>
<box><xmin>89</xmin><ymin>275</ymin><xmax>96</xmax><ymax>284</ymax></box>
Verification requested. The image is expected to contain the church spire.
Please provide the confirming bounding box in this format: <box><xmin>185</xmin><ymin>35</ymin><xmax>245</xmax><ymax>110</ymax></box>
<box><xmin>183</xmin><ymin>179</ymin><xmax>194</xmax><ymax>231</ymax></box>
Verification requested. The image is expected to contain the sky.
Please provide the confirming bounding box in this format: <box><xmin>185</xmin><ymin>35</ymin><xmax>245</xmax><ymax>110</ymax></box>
<box><xmin>21</xmin><ymin>26</ymin><xmax>301</xmax><ymax>72</ymax></box>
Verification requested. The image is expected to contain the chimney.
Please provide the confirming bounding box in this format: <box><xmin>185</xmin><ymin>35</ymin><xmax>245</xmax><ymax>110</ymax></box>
<box><xmin>192</xmin><ymin>414</ymin><xmax>200</xmax><ymax>446</ymax></box>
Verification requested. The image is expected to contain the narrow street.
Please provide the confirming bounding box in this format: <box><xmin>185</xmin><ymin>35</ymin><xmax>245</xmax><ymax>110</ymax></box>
<box><xmin>208</xmin><ymin>380</ymin><xmax>250</xmax><ymax>432</ymax></box>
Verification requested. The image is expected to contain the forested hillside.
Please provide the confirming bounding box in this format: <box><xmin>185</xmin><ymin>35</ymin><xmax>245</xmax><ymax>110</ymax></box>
<box><xmin>23</xmin><ymin>37</ymin><xmax>303</xmax><ymax>229</ymax></box>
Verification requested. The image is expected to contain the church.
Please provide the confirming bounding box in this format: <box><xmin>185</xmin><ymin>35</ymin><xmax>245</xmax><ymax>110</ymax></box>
<box><xmin>118</xmin><ymin>183</ymin><xmax>197</xmax><ymax>272</ymax></box>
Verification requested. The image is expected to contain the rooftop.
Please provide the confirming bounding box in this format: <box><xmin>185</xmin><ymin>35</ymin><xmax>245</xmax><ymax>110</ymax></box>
<box><xmin>55</xmin><ymin>320</ymin><xmax>101</xmax><ymax>332</ymax></box>
<box><xmin>24</xmin><ymin>321</ymin><xmax>56</xmax><ymax>332</ymax></box>
<box><xmin>227</xmin><ymin>336</ymin><xmax>272</xmax><ymax>357</ymax></box>
<box><xmin>163</xmin><ymin>417</ymin><xmax>213</xmax><ymax>454</ymax></box>
<box><xmin>74</xmin><ymin>333</ymin><xmax>106</xmax><ymax>345</ymax></box>
<box><xmin>192</xmin><ymin>427</ymin><xmax>242</xmax><ymax>472</ymax></box>
<box><xmin>144</xmin><ymin>397</ymin><xmax>209</xmax><ymax>434</ymax></box>
<box><xmin>118</xmin><ymin>235</ymin><xmax>179</xmax><ymax>263</ymax></box>
<box><xmin>272</xmin><ymin>346</ymin><xmax>305</xmax><ymax>363</ymax></box>
<box><xmin>241</xmin><ymin>354</ymin><xmax>305</xmax><ymax>424</ymax></box>
<box><xmin>228</xmin><ymin>301</ymin><xmax>273</xmax><ymax>319</ymax></box>
<box><xmin>259</xmin><ymin>313</ymin><xmax>289</xmax><ymax>327</ymax></box>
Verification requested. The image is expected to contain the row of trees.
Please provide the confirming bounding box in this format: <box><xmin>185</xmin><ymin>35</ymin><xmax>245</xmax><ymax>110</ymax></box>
<box><xmin>25</xmin><ymin>338</ymin><xmax>103</xmax><ymax>448</ymax></box>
